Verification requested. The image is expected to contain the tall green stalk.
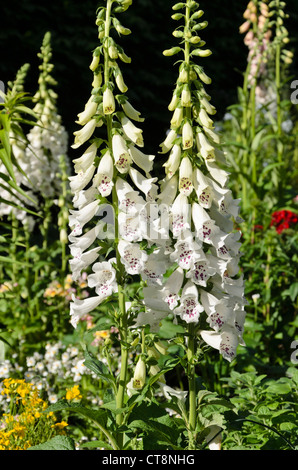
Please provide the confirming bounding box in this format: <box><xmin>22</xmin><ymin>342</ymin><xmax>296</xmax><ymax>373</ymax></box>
<box><xmin>103</xmin><ymin>0</ymin><xmax>128</xmax><ymax>447</ymax></box>
<box><xmin>187</xmin><ymin>323</ymin><xmax>197</xmax><ymax>449</ymax></box>
<box><xmin>184</xmin><ymin>1</ymin><xmax>197</xmax><ymax>448</ymax></box>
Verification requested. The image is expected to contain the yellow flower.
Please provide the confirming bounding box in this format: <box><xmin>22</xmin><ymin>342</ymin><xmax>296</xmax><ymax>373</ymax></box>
<box><xmin>94</xmin><ymin>330</ymin><xmax>110</xmax><ymax>340</ymax></box>
<box><xmin>52</xmin><ymin>421</ymin><xmax>68</xmax><ymax>430</ymax></box>
<box><xmin>66</xmin><ymin>385</ymin><xmax>82</xmax><ymax>401</ymax></box>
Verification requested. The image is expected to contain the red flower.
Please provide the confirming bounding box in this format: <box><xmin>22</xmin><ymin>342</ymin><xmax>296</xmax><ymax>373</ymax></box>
<box><xmin>270</xmin><ymin>210</ymin><xmax>298</xmax><ymax>234</ymax></box>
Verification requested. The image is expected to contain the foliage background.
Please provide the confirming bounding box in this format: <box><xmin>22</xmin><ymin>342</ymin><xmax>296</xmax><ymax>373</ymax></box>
<box><xmin>1</xmin><ymin>0</ymin><xmax>298</xmax><ymax>158</ymax></box>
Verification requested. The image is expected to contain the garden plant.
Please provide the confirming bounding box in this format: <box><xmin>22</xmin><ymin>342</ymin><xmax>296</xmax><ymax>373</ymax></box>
<box><xmin>0</xmin><ymin>0</ymin><xmax>297</xmax><ymax>452</ymax></box>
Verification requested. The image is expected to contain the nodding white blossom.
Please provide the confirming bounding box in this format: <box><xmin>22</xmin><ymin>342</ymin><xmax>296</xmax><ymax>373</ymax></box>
<box><xmin>121</xmin><ymin>116</ymin><xmax>144</xmax><ymax>147</ymax></box>
<box><xmin>179</xmin><ymin>157</ymin><xmax>194</xmax><ymax>196</ymax></box>
<box><xmin>70</xmin><ymin>294</ymin><xmax>105</xmax><ymax>328</ymax></box>
<box><xmin>96</xmin><ymin>150</ymin><xmax>114</xmax><ymax>197</ymax></box>
<box><xmin>112</xmin><ymin>133</ymin><xmax>132</xmax><ymax>174</ymax></box>
<box><xmin>72</xmin><ymin>119</ymin><xmax>98</xmax><ymax>149</ymax></box>
<box><xmin>103</xmin><ymin>88</ymin><xmax>116</xmax><ymax>115</ymax></box>
<box><xmin>163</xmin><ymin>144</ymin><xmax>181</xmax><ymax>180</ymax></box>
<box><xmin>118</xmin><ymin>240</ymin><xmax>148</xmax><ymax>275</ymax></box>
<box><xmin>76</xmin><ymin>98</ymin><xmax>98</xmax><ymax>125</ymax></box>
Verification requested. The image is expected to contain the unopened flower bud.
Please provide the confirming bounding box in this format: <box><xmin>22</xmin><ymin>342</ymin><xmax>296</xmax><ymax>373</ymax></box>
<box><xmin>60</xmin><ymin>228</ymin><xmax>68</xmax><ymax>244</ymax></box>
<box><xmin>181</xmin><ymin>86</ymin><xmax>192</xmax><ymax>107</ymax></box>
<box><xmin>90</xmin><ymin>54</ymin><xmax>100</xmax><ymax>72</ymax></box>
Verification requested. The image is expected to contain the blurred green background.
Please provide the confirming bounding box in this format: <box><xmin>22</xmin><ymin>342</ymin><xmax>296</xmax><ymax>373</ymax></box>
<box><xmin>1</xmin><ymin>0</ymin><xmax>297</xmax><ymax>156</ymax></box>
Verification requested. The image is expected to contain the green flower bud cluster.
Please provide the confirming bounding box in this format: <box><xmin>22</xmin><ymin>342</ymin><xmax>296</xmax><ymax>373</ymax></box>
<box><xmin>161</xmin><ymin>0</ymin><xmax>221</xmax><ymax>179</ymax></box>
<box><xmin>83</xmin><ymin>0</ymin><xmax>135</xmax><ymax>129</ymax></box>
<box><xmin>34</xmin><ymin>32</ymin><xmax>58</xmax><ymax>113</ymax></box>
<box><xmin>6</xmin><ymin>63</ymin><xmax>31</xmax><ymax>99</ymax></box>
<box><xmin>268</xmin><ymin>0</ymin><xmax>293</xmax><ymax>65</ymax></box>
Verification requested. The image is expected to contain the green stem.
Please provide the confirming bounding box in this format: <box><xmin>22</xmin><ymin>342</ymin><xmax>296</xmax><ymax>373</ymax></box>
<box><xmin>184</xmin><ymin>1</ymin><xmax>197</xmax><ymax>449</ymax></box>
<box><xmin>10</xmin><ymin>212</ymin><xmax>18</xmax><ymax>285</ymax></box>
<box><xmin>187</xmin><ymin>323</ymin><xmax>197</xmax><ymax>449</ymax></box>
<box><xmin>103</xmin><ymin>0</ymin><xmax>128</xmax><ymax>449</ymax></box>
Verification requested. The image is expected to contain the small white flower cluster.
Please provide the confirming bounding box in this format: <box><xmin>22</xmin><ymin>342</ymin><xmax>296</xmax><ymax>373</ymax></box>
<box><xmin>0</xmin><ymin>35</ymin><xmax>69</xmax><ymax>231</ymax></box>
<box><xmin>24</xmin><ymin>33</ymin><xmax>69</xmax><ymax>207</ymax></box>
<box><xmin>24</xmin><ymin>111</ymin><xmax>68</xmax><ymax>202</ymax></box>
<box><xmin>0</xmin><ymin>341</ymin><xmax>121</xmax><ymax>411</ymax></box>
<box><xmin>0</xmin><ymin>64</ymin><xmax>38</xmax><ymax>230</ymax></box>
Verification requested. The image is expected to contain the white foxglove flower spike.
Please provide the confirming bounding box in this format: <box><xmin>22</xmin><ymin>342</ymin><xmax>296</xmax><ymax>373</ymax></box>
<box><xmin>156</xmin><ymin>2</ymin><xmax>246</xmax><ymax>362</ymax></box>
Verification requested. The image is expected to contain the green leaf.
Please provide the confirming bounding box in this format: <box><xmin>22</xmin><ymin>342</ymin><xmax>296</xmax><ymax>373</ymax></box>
<box><xmin>28</xmin><ymin>435</ymin><xmax>76</xmax><ymax>451</ymax></box>
<box><xmin>127</xmin><ymin>400</ymin><xmax>183</xmax><ymax>450</ymax></box>
<box><xmin>80</xmin><ymin>440</ymin><xmax>113</xmax><ymax>450</ymax></box>
<box><xmin>83</xmin><ymin>348</ymin><xmax>115</xmax><ymax>386</ymax></box>
<box><xmin>45</xmin><ymin>400</ymin><xmax>108</xmax><ymax>428</ymax></box>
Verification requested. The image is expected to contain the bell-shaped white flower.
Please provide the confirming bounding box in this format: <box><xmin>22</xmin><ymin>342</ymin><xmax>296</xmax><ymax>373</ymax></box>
<box><xmin>196</xmin><ymin>131</ymin><xmax>216</xmax><ymax>162</ymax></box>
<box><xmin>207</xmin><ymin>177</ymin><xmax>242</xmax><ymax>222</ymax></box>
<box><xmin>193</xmin><ymin>167</ymin><xmax>214</xmax><ymax>209</ymax></box>
<box><xmin>182</xmin><ymin>121</ymin><xmax>194</xmax><ymax>150</ymax></box>
<box><xmin>72</xmin><ymin>119</ymin><xmax>97</xmax><ymax>149</ymax></box>
<box><xmin>96</xmin><ymin>150</ymin><xmax>114</xmax><ymax>197</ymax></box>
<box><xmin>116</xmin><ymin>177</ymin><xmax>145</xmax><ymax>215</ymax></box>
<box><xmin>214</xmin><ymin>231</ymin><xmax>242</xmax><ymax>261</ymax></box>
<box><xmin>121</xmin><ymin>99</ymin><xmax>144</xmax><ymax>122</ymax></box>
<box><xmin>103</xmin><ymin>88</ymin><xmax>116</xmax><ymax>115</ymax></box>
<box><xmin>70</xmin><ymin>293</ymin><xmax>105</xmax><ymax>328</ymax></box>
<box><xmin>200</xmin><ymin>290</ymin><xmax>234</xmax><ymax>332</ymax></box>
<box><xmin>121</xmin><ymin>116</ymin><xmax>144</xmax><ymax>147</ymax></box>
<box><xmin>159</xmin><ymin>130</ymin><xmax>177</xmax><ymax>154</ymax></box>
<box><xmin>179</xmin><ymin>156</ymin><xmax>193</xmax><ymax>196</ymax></box>
<box><xmin>131</xmin><ymin>357</ymin><xmax>146</xmax><ymax>390</ymax></box>
<box><xmin>118</xmin><ymin>239</ymin><xmax>148</xmax><ymax>275</ymax></box>
<box><xmin>141</xmin><ymin>250</ymin><xmax>169</xmax><ymax>286</ymax></box>
<box><xmin>192</xmin><ymin>202</ymin><xmax>222</xmax><ymax>245</ymax></box>
<box><xmin>69</xmin><ymin>162</ymin><xmax>96</xmax><ymax>193</ymax></box>
<box><xmin>161</xmin><ymin>266</ymin><xmax>184</xmax><ymax>310</ymax></box>
<box><xmin>181</xmin><ymin>86</ymin><xmax>192</xmax><ymax>107</ymax></box>
<box><xmin>174</xmin><ymin>281</ymin><xmax>204</xmax><ymax>324</ymax></box>
<box><xmin>112</xmin><ymin>133</ymin><xmax>132</xmax><ymax>174</ymax></box>
<box><xmin>200</xmin><ymin>326</ymin><xmax>242</xmax><ymax>362</ymax></box>
<box><xmin>72</xmin><ymin>184</ymin><xmax>99</xmax><ymax>210</ymax></box>
<box><xmin>68</xmin><ymin>224</ymin><xmax>102</xmax><ymax>254</ymax></box>
<box><xmin>198</xmin><ymin>108</ymin><xmax>214</xmax><ymax>129</ymax></box>
<box><xmin>69</xmin><ymin>246</ymin><xmax>101</xmax><ymax>281</ymax></box>
<box><xmin>205</xmin><ymin>160</ymin><xmax>230</xmax><ymax>188</ymax></box>
<box><xmin>69</xmin><ymin>199</ymin><xmax>100</xmax><ymax>236</ymax></box>
<box><xmin>129</xmin><ymin>168</ymin><xmax>158</xmax><ymax>202</ymax></box>
<box><xmin>87</xmin><ymin>258</ymin><xmax>118</xmax><ymax>297</ymax></box>
<box><xmin>186</xmin><ymin>256</ymin><xmax>217</xmax><ymax>287</ymax></box>
<box><xmin>170</xmin><ymin>107</ymin><xmax>183</xmax><ymax>129</ymax></box>
<box><xmin>163</xmin><ymin>144</ymin><xmax>181</xmax><ymax>180</ymax></box>
<box><xmin>129</xmin><ymin>145</ymin><xmax>154</xmax><ymax>174</ymax></box>
<box><xmin>76</xmin><ymin>98</ymin><xmax>98</xmax><ymax>126</ymax></box>
<box><xmin>142</xmin><ymin>268</ymin><xmax>184</xmax><ymax>316</ymax></box>
<box><xmin>158</xmin><ymin>175</ymin><xmax>178</xmax><ymax>208</ymax></box>
<box><xmin>170</xmin><ymin>233</ymin><xmax>204</xmax><ymax>270</ymax></box>
<box><xmin>118</xmin><ymin>211</ymin><xmax>143</xmax><ymax>242</ymax></box>
<box><xmin>171</xmin><ymin>193</ymin><xmax>191</xmax><ymax>238</ymax></box>
<box><xmin>72</xmin><ymin>143</ymin><xmax>97</xmax><ymax>174</ymax></box>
